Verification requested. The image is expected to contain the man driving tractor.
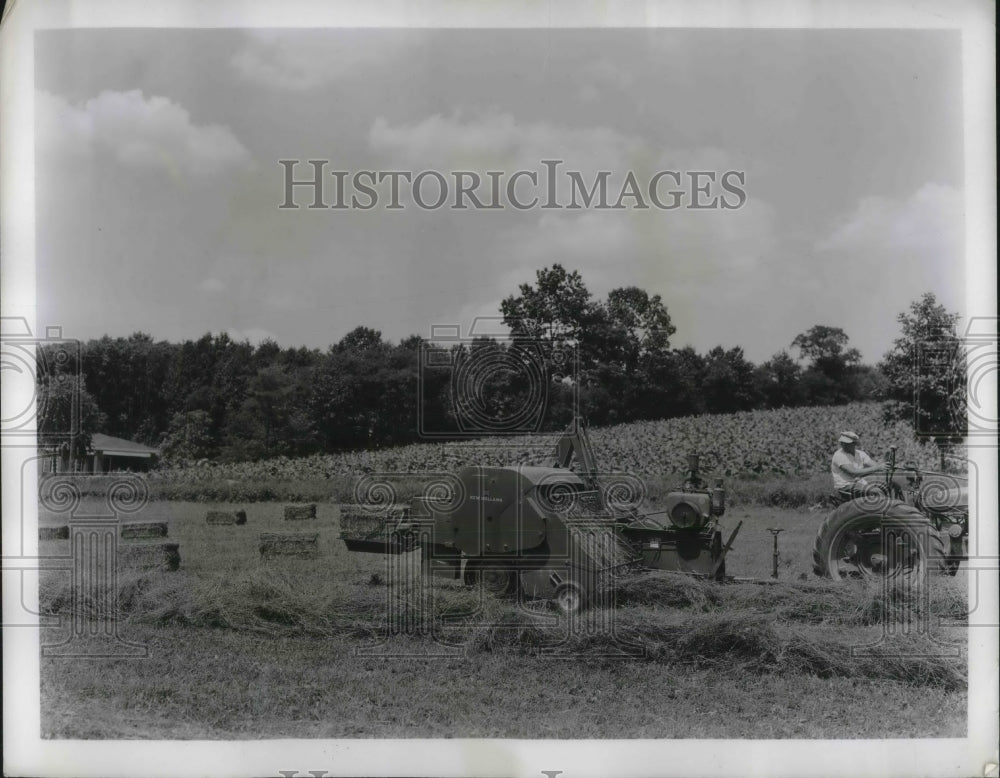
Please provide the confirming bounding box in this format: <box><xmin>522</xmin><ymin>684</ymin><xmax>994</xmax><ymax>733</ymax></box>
<box><xmin>830</xmin><ymin>431</ymin><xmax>884</xmax><ymax>502</ymax></box>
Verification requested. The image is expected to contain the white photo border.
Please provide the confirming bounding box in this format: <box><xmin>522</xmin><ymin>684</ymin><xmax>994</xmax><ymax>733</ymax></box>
<box><xmin>2</xmin><ymin>1</ymin><xmax>995</xmax><ymax>777</ymax></box>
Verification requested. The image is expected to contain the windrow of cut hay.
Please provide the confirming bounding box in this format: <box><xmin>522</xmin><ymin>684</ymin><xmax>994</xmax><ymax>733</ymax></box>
<box><xmin>40</xmin><ymin>568</ymin><xmax>379</xmax><ymax>639</ymax></box>
<box><xmin>38</xmin><ymin>567</ymin><xmax>966</xmax><ymax>690</ymax></box>
<box><xmin>468</xmin><ymin>608</ymin><xmax>965</xmax><ymax>691</ymax></box>
<box><xmin>614</xmin><ymin>572</ymin><xmax>969</xmax><ymax>625</ymax></box>
<box><xmin>624</xmin><ymin>611</ymin><xmax>965</xmax><ymax>690</ymax></box>
<box><xmin>38</xmin><ymin>567</ymin><xmax>967</xmax><ymax>634</ymax></box>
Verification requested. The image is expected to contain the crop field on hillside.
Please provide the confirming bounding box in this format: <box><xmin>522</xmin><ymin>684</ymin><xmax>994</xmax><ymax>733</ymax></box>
<box><xmin>38</xmin><ymin>499</ymin><xmax>969</xmax><ymax>740</ymax></box>
<box><xmin>140</xmin><ymin>402</ymin><xmax>962</xmax><ymax>503</ymax></box>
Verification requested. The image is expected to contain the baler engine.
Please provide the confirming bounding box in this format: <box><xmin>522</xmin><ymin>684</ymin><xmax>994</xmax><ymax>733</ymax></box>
<box><xmin>340</xmin><ymin>418</ymin><xmax>741</xmax><ymax>612</ymax></box>
<box><xmin>618</xmin><ymin>453</ymin><xmax>737</xmax><ymax>580</ymax></box>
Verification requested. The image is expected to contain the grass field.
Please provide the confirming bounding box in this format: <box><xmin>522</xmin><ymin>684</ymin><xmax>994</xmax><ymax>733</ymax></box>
<box><xmin>37</xmin><ymin>497</ymin><xmax>969</xmax><ymax>739</ymax></box>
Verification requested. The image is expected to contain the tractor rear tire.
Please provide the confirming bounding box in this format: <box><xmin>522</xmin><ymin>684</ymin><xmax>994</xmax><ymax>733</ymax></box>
<box><xmin>812</xmin><ymin>500</ymin><xmax>946</xmax><ymax>581</ymax></box>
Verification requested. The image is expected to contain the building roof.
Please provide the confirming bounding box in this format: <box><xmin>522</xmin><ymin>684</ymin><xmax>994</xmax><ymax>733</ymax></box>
<box><xmin>89</xmin><ymin>433</ymin><xmax>160</xmax><ymax>458</ymax></box>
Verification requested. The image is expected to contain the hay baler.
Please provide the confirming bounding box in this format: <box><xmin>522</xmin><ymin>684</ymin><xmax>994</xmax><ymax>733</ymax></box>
<box><xmin>341</xmin><ymin>419</ymin><xmax>740</xmax><ymax>612</ymax></box>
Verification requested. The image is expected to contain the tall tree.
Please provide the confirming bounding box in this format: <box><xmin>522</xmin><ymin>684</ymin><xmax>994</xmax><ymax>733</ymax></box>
<box><xmin>311</xmin><ymin>340</ymin><xmax>400</xmax><ymax>450</ymax></box>
<box><xmin>36</xmin><ymin>373</ymin><xmax>106</xmax><ymax>459</ymax></box>
<box><xmin>500</xmin><ymin>265</ymin><xmax>602</xmax><ymax>427</ymax></box>
<box><xmin>501</xmin><ymin>264</ymin><xmax>600</xmax><ymax>346</ymax></box>
<box><xmin>81</xmin><ymin>333</ymin><xmax>170</xmax><ymax>443</ymax></box>
<box><xmin>336</xmin><ymin>326</ymin><xmax>385</xmax><ymax>354</ymax></box>
<box><xmin>501</xmin><ymin>267</ymin><xmax>680</xmax><ymax>425</ymax></box>
<box><xmin>222</xmin><ymin>364</ymin><xmax>313</xmax><ymax>460</ymax></box>
<box><xmin>881</xmin><ymin>293</ymin><xmax>965</xmax><ymax>461</ymax></box>
<box><xmin>791</xmin><ymin>325</ymin><xmax>863</xmax><ymax>405</ymax></box>
<box><xmin>702</xmin><ymin>346</ymin><xmax>761</xmax><ymax>413</ymax></box>
<box><xmin>600</xmin><ymin>286</ymin><xmax>676</xmax><ymax>369</ymax></box>
<box><xmin>160</xmin><ymin>410</ymin><xmax>215</xmax><ymax>464</ymax></box>
<box><xmin>791</xmin><ymin>325</ymin><xmax>861</xmax><ymax>375</ymax></box>
<box><xmin>754</xmin><ymin>350</ymin><xmax>803</xmax><ymax>408</ymax></box>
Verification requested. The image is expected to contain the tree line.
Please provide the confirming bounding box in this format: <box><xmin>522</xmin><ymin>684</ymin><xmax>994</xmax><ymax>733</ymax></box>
<box><xmin>37</xmin><ymin>266</ymin><xmax>965</xmax><ymax>464</ymax></box>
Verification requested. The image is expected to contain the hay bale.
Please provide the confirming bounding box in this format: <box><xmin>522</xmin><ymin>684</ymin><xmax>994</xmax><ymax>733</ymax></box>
<box><xmin>284</xmin><ymin>504</ymin><xmax>317</xmax><ymax>521</ymax></box>
<box><xmin>117</xmin><ymin>541</ymin><xmax>181</xmax><ymax>571</ymax></box>
<box><xmin>121</xmin><ymin>521</ymin><xmax>168</xmax><ymax>539</ymax></box>
<box><xmin>259</xmin><ymin>532</ymin><xmax>319</xmax><ymax>559</ymax></box>
<box><xmin>339</xmin><ymin>504</ymin><xmax>408</xmax><ymax>538</ymax></box>
<box><xmin>207</xmin><ymin>510</ymin><xmax>247</xmax><ymax>526</ymax></box>
<box><xmin>339</xmin><ymin>504</ymin><xmax>417</xmax><ymax>554</ymax></box>
<box><xmin>39</xmin><ymin>525</ymin><xmax>69</xmax><ymax>541</ymax></box>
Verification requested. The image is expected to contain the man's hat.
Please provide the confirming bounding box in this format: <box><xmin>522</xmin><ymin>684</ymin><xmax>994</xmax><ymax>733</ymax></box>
<box><xmin>838</xmin><ymin>431</ymin><xmax>860</xmax><ymax>444</ymax></box>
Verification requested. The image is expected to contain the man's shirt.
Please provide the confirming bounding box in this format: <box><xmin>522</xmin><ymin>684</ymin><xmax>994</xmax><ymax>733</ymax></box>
<box><xmin>831</xmin><ymin>448</ymin><xmax>876</xmax><ymax>490</ymax></box>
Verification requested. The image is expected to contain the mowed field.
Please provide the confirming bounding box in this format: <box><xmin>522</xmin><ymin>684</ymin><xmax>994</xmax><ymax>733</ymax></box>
<box><xmin>37</xmin><ymin>497</ymin><xmax>969</xmax><ymax>740</ymax></box>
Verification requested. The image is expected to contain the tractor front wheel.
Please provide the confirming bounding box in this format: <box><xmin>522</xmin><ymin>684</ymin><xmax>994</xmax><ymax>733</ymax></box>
<box><xmin>812</xmin><ymin>500</ymin><xmax>946</xmax><ymax>581</ymax></box>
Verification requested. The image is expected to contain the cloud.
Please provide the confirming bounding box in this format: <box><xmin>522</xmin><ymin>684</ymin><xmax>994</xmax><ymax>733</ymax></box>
<box><xmin>368</xmin><ymin>112</ymin><xmax>754</xmax><ymax>196</ymax></box>
<box><xmin>35</xmin><ymin>92</ymin><xmax>257</xmax><ymax>347</ymax></box>
<box><xmin>365</xmin><ymin>110</ymin><xmax>780</xmax><ymax>348</ymax></box>
<box><xmin>813</xmin><ymin>183</ymin><xmax>964</xmax><ymax>307</ymax></box>
<box><xmin>367</xmin><ymin>112</ymin><xmax>760</xmax><ymax>226</ymax></box>
<box><xmin>501</xmin><ymin>201</ymin><xmax>777</xmax><ymax>290</ymax></box>
<box><xmin>577</xmin><ymin>58</ymin><xmax>637</xmax><ymax>102</ymax></box>
<box><xmin>817</xmin><ymin>183</ymin><xmax>962</xmax><ymax>260</ymax></box>
<box><xmin>788</xmin><ymin>183</ymin><xmax>966</xmax><ymax>360</ymax></box>
<box><xmin>231</xmin><ymin>29</ymin><xmax>423</xmax><ymax>91</ymax></box>
<box><xmin>225</xmin><ymin>327</ymin><xmax>280</xmax><ymax>345</ymax></box>
<box><xmin>198</xmin><ymin>278</ymin><xmax>227</xmax><ymax>294</ymax></box>
<box><xmin>369</xmin><ymin>111</ymin><xmax>644</xmax><ymax>173</ymax></box>
<box><xmin>37</xmin><ymin>89</ymin><xmax>252</xmax><ymax>179</ymax></box>
<box><xmin>450</xmin><ymin>197</ymin><xmax>778</xmax><ymax>359</ymax></box>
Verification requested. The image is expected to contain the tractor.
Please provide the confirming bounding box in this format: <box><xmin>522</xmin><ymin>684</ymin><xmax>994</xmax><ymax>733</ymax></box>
<box><xmin>340</xmin><ymin>417</ymin><xmax>740</xmax><ymax>612</ymax></box>
<box><xmin>811</xmin><ymin>445</ymin><xmax>968</xmax><ymax>580</ymax></box>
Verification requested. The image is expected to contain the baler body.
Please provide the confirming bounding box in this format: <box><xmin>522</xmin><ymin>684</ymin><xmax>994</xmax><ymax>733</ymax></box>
<box><xmin>339</xmin><ymin>418</ymin><xmax>739</xmax><ymax>609</ymax></box>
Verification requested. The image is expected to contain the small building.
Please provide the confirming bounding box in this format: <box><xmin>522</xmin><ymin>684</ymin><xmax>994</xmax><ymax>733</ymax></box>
<box><xmin>84</xmin><ymin>433</ymin><xmax>160</xmax><ymax>473</ymax></box>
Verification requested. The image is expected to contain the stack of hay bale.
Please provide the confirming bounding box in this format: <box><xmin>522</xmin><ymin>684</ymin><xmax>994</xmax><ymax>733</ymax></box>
<box><xmin>259</xmin><ymin>504</ymin><xmax>320</xmax><ymax>559</ymax></box>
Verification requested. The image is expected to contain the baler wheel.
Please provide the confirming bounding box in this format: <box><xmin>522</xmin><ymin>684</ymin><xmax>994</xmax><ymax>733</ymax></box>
<box><xmin>465</xmin><ymin>560</ymin><xmax>518</xmax><ymax>597</ymax></box>
<box><xmin>553</xmin><ymin>581</ymin><xmax>586</xmax><ymax>615</ymax></box>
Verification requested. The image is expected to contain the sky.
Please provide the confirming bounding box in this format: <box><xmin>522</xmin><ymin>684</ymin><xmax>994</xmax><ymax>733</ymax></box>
<box><xmin>34</xmin><ymin>28</ymin><xmax>965</xmax><ymax>364</ymax></box>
